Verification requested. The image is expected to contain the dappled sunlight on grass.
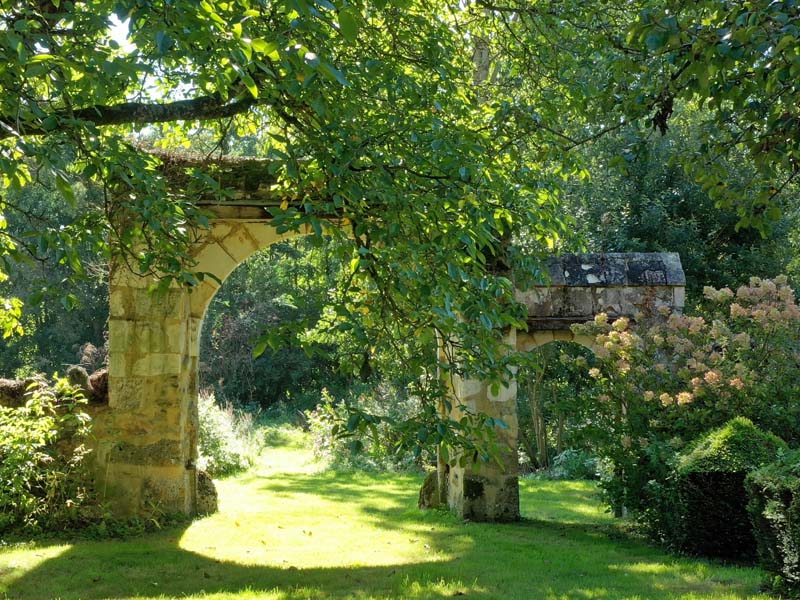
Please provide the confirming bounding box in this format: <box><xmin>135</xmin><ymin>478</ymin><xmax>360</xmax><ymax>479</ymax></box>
<box><xmin>179</xmin><ymin>435</ymin><xmax>461</xmax><ymax>569</ymax></box>
<box><xmin>0</xmin><ymin>426</ymin><xmax>778</xmax><ymax>599</ymax></box>
<box><xmin>608</xmin><ymin>561</ymin><xmax>679</xmax><ymax>575</ymax></box>
<box><xmin>0</xmin><ymin>542</ymin><xmax>71</xmax><ymax>589</ymax></box>
<box><xmin>520</xmin><ymin>478</ymin><xmax>612</xmax><ymax>525</ymax></box>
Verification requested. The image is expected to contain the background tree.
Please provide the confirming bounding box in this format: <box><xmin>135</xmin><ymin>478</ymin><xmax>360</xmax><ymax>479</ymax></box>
<box><xmin>563</xmin><ymin>114</ymin><xmax>799</xmax><ymax>296</ymax></box>
<box><xmin>200</xmin><ymin>237</ymin><xmax>351</xmax><ymax>409</ymax></box>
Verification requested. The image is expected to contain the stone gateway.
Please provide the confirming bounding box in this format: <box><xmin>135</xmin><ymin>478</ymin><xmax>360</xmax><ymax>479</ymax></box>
<box><xmin>94</xmin><ymin>216</ymin><xmax>684</xmax><ymax>521</ymax></box>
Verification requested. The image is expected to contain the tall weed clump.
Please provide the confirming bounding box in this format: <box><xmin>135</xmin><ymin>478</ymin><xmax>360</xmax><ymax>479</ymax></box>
<box><xmin>306</xmin><ymin>386</ymin><xmax>426</xmax><ymax>472</ymax></box>
<box><xmin>0</xmin><ymin>376</ymin><xmax>92</xmax><ymax>533</ymax></box>
<box><xmin>197</xmin><ymin>390</ymin><xmax>263</xmax><ymax>476</ymax></box>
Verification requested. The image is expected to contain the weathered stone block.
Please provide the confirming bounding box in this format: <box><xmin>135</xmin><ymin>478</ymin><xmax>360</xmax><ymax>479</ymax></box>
<box><xmin>552</xmin><ymin>329</ymin><xmax>574</xmax><ymax>342</ymax></box>
<box><xmin>418</xmin><ymin>471</ymin><xmax>441</xmax><ymax>509</ymax></box>
<box><xmin>219</xmin><ymin>226</ymin><xmax>260</xmax><ymax>263</ymax></box>
<box><xmin>674</xmin><ymin>286</ymin><xmax>686</xmax><ymax>310</ymax></box>
<box><xmin>197</xmin><ymin>470</ymin><xmax>218</xmax><ymax>514</ymax></box>
<box><xmin>110</xmin><ymin>439</ymin><xmax>183</xmax><ymax>466</ymax></box>
<box><xmin>193</xmin><ymin>242</ymin><xmax>238</xmax><ymax>283</ymax></box>
<box><xmin>131</xmin><ymin>353</ymin><xmax>182</xmax><ymax>377</ymax></box>
<box><xmin>189</xmin><ymin>281</ymin><xmax>220</xmax><ymax>319</ymax></box>
<box><xmin>457</xmin><ymin>378</ymin><xmax>484</xmax><ymax>401</ymax></box>
<box><xmin>209</xmin><ymin>222</ymin><xmax>233</xmax><ymax>242</ymax></box>
<box><xmin>487</xmin><ymin>380</ymin><xmax>517</xmax><ymax>404</ymax></box>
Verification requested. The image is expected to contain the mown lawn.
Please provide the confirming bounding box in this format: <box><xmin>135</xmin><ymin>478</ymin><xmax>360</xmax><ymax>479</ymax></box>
<box><xmin>0</xmin><ymin>427</ymin><xmax>773</xmax><ymax>600</ymax></box>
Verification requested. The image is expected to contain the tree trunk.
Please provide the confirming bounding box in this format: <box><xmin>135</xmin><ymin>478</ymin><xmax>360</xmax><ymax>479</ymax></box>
<box><xmin>555</xmin><ymin>391</ymin><xmax>565</xmax><ymax>455</ymax></box>
<box><xmin>527</xmin><ymin>370</ymin><xmax>548</xmax><ymax>470</ymax></box>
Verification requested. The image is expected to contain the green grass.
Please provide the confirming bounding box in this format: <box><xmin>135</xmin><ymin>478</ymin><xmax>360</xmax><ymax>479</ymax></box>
<box><xmin>0</xmin><ymin>426</ymin><xmax>774</xmax><ymax>599</ymax></box>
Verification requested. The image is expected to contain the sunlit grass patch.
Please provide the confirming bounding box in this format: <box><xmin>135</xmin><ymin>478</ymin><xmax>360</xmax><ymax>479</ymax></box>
<box><xmin>0</xmin><ymin>425</ymin><xmax>776</xmax><ymax>600</ymax></box>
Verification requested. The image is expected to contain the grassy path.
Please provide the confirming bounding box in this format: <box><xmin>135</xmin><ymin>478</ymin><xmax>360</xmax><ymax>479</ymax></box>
<box><xmin>0</xmin><ymin>427</ymin><xmax>774</xmax><ymax>599</ymax></box>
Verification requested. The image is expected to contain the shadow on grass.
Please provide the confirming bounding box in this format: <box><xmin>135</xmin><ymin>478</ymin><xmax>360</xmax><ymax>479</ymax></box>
<box><xmin>255</xmin><ymin>471</ymin><xmax>608</xmax><ymax>529</ymax></box>
<box><xmin>2</xmin><ymin>470</ymin><xmax>769</xmax><ymax>600</ymax></box>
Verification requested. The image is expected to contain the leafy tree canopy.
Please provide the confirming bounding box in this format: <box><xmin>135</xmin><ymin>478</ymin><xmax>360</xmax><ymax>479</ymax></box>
<box><xmin>1</xmin><ymin>0</ymin><xmax>798</xmax><ymax>389</ymax></box>
<box><xmin>483</xmin><ymin>0</ymin><xmax>800</xmax><ymax>227</ymax></box>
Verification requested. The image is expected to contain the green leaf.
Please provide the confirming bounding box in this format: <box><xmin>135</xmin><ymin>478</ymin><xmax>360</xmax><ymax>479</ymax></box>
<box><xmin>156</xmin><ymin>31</ymin><xmax>173</xmax><ymax>54</ymax></box>
<box><xmin>346</xmin><ymin>413</ymin><xmax>360</xmax><ymax>432</ymax></box>
<box><xmin>645</xmin><ymin>29</ymin><xmax>668</xmax><ymax>52</ymax></box>
<box><xmin>240</xmin><ymin>72</ymin><xmax>258</xmax><ymax>98</ymax></box>
<box><xmin>55</xmin><ymin>175</ymin><xmax>75</xmax><ymax>206</ymax></box>
<box><xmin>338</xmin><ymin>8</ymin><xmax>359</xmax><ymax>42</ymax></box>
<box><xmin>318</xmin><ymin>62</ymin><xmax>349</xmax><ymax>86</ymax></box>
<box><xmin>253</xmin><ymin>338</ymin><xmax>268</xmax><ymax>357</ymax></box>
<box><xmin>252</xmin><ymin>38</ymin><xmax>280</xmax><ymax>60</ymax></box>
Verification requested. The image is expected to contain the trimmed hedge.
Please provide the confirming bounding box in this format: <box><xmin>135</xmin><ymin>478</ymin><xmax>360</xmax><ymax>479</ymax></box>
<box><xmin>746</xmin><ymin>449</ymin><xmax>800</xmax><ymax>592</ymax></box>
<box><xmin>676</xmin><ymin>417</ymin><xmax>787</xmax><ymax>559</ymax></box>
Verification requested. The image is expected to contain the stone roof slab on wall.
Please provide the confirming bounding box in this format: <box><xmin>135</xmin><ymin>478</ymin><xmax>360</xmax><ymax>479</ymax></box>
<box><xmin>516</xmin><ymin>253</ymin><xmax>686</xmax><ymax>330</ymax></box>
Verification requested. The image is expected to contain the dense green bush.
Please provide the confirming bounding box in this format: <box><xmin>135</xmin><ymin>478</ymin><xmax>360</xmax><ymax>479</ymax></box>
<box><xmin>676</xmin><ymin>417</ymin><xmax>786</xmax><ymax>559</ymax></box>
<box><xmin>197</xmin><ymin>391</ymin><xmax>263</xmax><ymax>477</ymax></box>
<box><xmin>570</xmin><ymin>277</ymin><xmax>800</xmax><ymax>541</ymax></box>
<box><xmin>549</xmin><ymin>449</ymin><xmax>598</xmax><ymax>480</ymax></box>
<box><xmin>0</xmin><ymin>377</ymin><xmax>92</xmax><ymax>533</ymax></box>
<box><xmin>746</xmin><ymin>449</ymin><xmax>800</xmax><ymax>593</ymax></box>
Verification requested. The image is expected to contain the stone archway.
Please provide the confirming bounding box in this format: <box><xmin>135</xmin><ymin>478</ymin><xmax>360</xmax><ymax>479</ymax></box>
<box><xmin>94</xmin><ymin>209</ymin><xmax>303</xmax><ymax>515</ymax></box>
<box><xmin>440</xmin><ymin>253</ymin><xmax>685</xmax><ymax>522</ymax></box>
<box><xmin>91</xmin><ymin>149</ymin><xmax>686</xmax><ymax>521</ymax></box>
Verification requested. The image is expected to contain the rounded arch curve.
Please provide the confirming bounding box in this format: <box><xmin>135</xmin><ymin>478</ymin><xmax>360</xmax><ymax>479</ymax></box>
<box><xmin>187</xmin><ymin>220</ymin><xmax>304</xmax><ymax>328</ymax></box>
<box><xmin>99</xmin><ymin>219</ymin><xmax>314</xmax><ymax>517</ymax></box>
<box><xmin>516</xmin><ymin>329</ymin><xmax>597</xmax><ymax>354</ymax></box>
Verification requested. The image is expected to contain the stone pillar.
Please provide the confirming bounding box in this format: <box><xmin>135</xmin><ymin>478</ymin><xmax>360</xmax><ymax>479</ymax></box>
<box><xmin>94</xmin><ymin>268</ymin><xmax>199</xmax><ymax>516</ymax></box>
<box><xmin>96</xmin><ymin>218</ymin><xmax>297</xmax><ymax>516</ymax></box>
<box><xmin>445</xmin><ymin>328</ymin><xmax>520</xmax><ymax>522</ymax></box>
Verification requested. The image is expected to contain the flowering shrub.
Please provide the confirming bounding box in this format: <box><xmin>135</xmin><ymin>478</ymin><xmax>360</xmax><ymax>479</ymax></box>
<box><xmin>571</xmin><ymin>276</ymin><xmax>800</xmax><ymax>538</ymax></box>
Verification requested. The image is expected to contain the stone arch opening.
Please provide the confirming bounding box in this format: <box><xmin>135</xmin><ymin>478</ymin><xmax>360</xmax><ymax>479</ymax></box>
<box><xmin>516</xmin><ymin>340</ymin><xmax>596</xmax><ymax>475</ymax></box>
<box><xmin>95</xmin><ymin>218</ymin><xmax>302</xmax><ymax>516</ymax></box>
<box><xmin>198</xmin><ymin>231</ymin><xmax>349</xmax><ymax>413</ymax></box>
<box><xmin>441</xmin><ymin>253</ymin><xmax>686</xmax><ymax>522</ymax></box>
<box><xmin>97</xmin><ymin>170</ymin><xmax>687</xmax><ymax>528</ymax></box>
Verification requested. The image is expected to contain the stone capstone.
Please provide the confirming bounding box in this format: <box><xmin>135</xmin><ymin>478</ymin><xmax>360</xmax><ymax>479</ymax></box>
<box><xmin>545</xmin><ymin>252</ymin><xmax>684</xmax><ymax>287</ymax></box>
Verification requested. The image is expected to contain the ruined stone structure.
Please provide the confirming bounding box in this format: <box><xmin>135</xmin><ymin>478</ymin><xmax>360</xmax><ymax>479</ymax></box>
<box><xmin>87</xmin><ymin>153</ymin><xmax>686</xmax><ymax>519</ymax></box>
<box><xmin>94</xmin><ymin>208</ymin><xmax>300</xmax><ymax>514</ymax></box>
<box><xmin>96</xmin><ymin>215</ymin><xmax>684</xmax><ymax>518</ymax></box>
<box><xmin>438</xmin><ymin>252</ymin><xmax>686</xmax><ymax>521</ymax></box>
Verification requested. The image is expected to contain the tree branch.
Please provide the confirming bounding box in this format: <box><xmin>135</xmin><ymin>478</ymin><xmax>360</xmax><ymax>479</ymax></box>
<box><xmin>0</xmin><ymin>95</ymin><xmax>257</xmax><ymax>140</ymax></box>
